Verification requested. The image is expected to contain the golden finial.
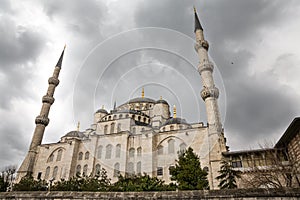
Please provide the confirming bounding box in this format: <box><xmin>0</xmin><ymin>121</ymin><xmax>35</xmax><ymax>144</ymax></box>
<box><xmin>142</xmin><ymin>87</ymin><xmax>145</xmax><ymax>98</ymax></box>
<box><xmin>173</xmin><ymin>105</ymin><xmax>177</xmax><ymax>118</ymax></box>
<box><xmin>77</xmin><ymin>121</ymin><xmax>80</xmax><ymax>132</ymax></box>
<box><xmin>64</xmin><ymin>44</ymin><xmax>66</xmax><ymax>50</ymax></box>
<box><xmin>102</xmin><ymin>105</ymin><xmax>104</xmax><ymax>109</ymax></box>
<box><xmin>193</xmin><ymin>6</ymin><xmax>197</xmax><ymax>13</ymax></box>
<box><xmin>160</xmin><ymin>96</ymin><xmax>162</xmax><ymax>100</ymax></box>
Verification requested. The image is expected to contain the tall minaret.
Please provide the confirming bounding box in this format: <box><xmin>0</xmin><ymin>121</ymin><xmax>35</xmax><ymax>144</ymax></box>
<box><xmin>194</xmin><ymin>7</ymin><xmax>222</xmax><ymax>134</ymax></box>
<box><xmin>17</xmin><ymin>46</ymin><xmax>66</xmax><ymax>180</ymax></box>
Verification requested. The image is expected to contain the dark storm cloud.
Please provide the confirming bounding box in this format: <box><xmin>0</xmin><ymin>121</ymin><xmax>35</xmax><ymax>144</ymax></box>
<box><xmin>134</xmin><ymin>0</ymin><xmax>300</xmax><ymax>150</ymax></box>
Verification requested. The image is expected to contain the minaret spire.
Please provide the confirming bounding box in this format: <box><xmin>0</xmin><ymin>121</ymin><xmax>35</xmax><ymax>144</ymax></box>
<box><xmin>194</xmin><ymin>8</ymin><xmax>222</xmax><ymax>133</ymax></box>
<box><xmin>17</xmin><ymin>46</ymin><xmax>66</xmax><ymax>180</ymax></box>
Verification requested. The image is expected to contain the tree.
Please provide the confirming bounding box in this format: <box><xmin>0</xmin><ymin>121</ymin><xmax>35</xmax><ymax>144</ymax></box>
<box><xmin>110</xmin><ymin>173</ymin><xmax>175</xmax><ymax>192</ymax></box>
<box><xmin>13</xmin><ymin>175</ymin><xmax>47</xmax><ymax>191</ymax></box>
<box><xmin>0</xmin><ymin>174</ymin><xmax>9</xmax><ymax>192</ymax></box>
<box><xmin>0</xmin><ymin>165</ymin><xmax>17</xmax><ymax>191</ymax></box>
<box><xmin>170</xmin><ymin>147</ymin><xmax>209</xmax><ymax>190</ymax></box>
<box><xmin>216</xmin><ymin>160</ymin><xmax>240</xmax><ymax>189</ymax></box>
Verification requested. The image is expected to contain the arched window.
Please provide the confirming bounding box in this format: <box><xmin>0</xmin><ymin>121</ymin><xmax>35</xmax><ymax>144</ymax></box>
<box><xmin>129</xmin><ymin>148</ymin><xmax>135</xmax><ymax>158</ymax></box>
<box><xmin>56</xmin><ymin>149</ymin><xmax>63</xmax><ymax>161</ymax></box>
<box><xmin>114</xmin><ymin>163</ymin><xmax>120</xmax><ymax>177</ymax></box>
<box><xmin>104</xmin><ymin>125</ymin><xmax>108</xmax><ymax>134</ymax></box>
<box><xmin>125</xmin><ymin>114</ymin><xmax>129</xmax><ymax>118</ymax></box>
<box><xmin>85</xmin><ymin>151</ymin><xmax>90</xmax><ymax>160</ymax></box>
<box><xmin>137</xmin><ymin>162</ymin><xmax>141</xmax><ymax>175</ymax></box>
<box><xmin>83</xmin><ymin>164</ymin><xmax>88</xmax><ymax>176</ymax></box>
<box><xmin>162</xmin><ymin>127</ymin><xmax>166</xmax><ymax>132</ymax></box>
<box><xmin>110</xmin><ymin>122</ymin><xmax>115</xmax><ymax>133</ymax></box>
<box><xmin>105</xmin><ymin>144</ymin><xmax>112</xmax><ymax>159</ymax></box>
<box><xmin>127</xmin><ymin>162</ymin><xmax>134</xmax><ymax>175</ymax></box>
<box><xmin>48</xmin><ymin>154</ymin><xmax>54</xmax><ymax>162</ymax></box>
<box><xmin>137</xmin><ymin>147</ymin><xmax>142</xmax><ymax>157</ymax></box>
<box><xmin>45</xmin><ymin>166</ymin><xmax>50</xmax><ymax>179</ymax></box>
<box><xmin>76</xmin><ymin>165</ymin><xmax>81</xmax><ymax>175</ymax></box>
<box><xmin>95</xmin><ymin>164</ymin><xmax>101</xmax><ymax>176</ymax></box>
<box><xmin>52</xmin><ymin>166</ymin><xmax>58</xmax><ymax>180</ymax></box>
<box><xmin>179</xmin><ymin>143</ymin><xmax>187</xmax><ymax>154</ymax></box>
<box><xmin>170</xmin><ymin>125</ymin><xmax>174</xmax><ymax>131</ymax></box>
<box><xmin>168</xmin><ymin>139</ymin><xmax>175</xmax><ymax>154</ymax></box>
<box><xmin>132</xmin><ymin>127</ymin><xmax>136</xmax><ymax>134</ymax></box>
<box><xmin>113</xmin><ymin>115</ymin><xmax>117</xmax><ymax>120</ymax></box>
<box><xmin>119</xmin><ymin>114</ymin><xmax>123</xmax><ymax>118</ymax></box>
<box><xmin>97</xmin><ymin>146</ymin><xmax>103</xmax><ymax>159</ymax></box>
<box><xmin>117</xmin><ymin>123</ymin><xmax>121</xmax><ymax>132</ymax></box>
<box><xmin>157</xmin><ymin>145</ymin><xmax>164</xmax><ymax>155</ymax></box>
<box><xmin>116</xmin><ymin>144</ymin><xmax>121</xmax><ymax>158</ymax></box>
<box><xmin>138</xmin><ymin>116</ymin><xmax>141</xmax><ymax>121</ymax></box>
<box><xmin>78</xmin><ymin>152</ymin><xmax>83</xmax><ymax>160</ymax></box>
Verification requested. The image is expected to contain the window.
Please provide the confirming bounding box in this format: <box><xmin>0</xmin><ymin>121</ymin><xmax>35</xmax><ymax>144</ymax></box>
<box><xmin>105</xmin><ymin>144</ymin><xmax>112</xmax><ymax>159</ymax></box>
<box><xmin>97</xmin><ymin>146</ymin><xmax>103</xmax><ymax>159</ymax></box>
<box><xmin>78</xmin><ymin>152</ymin><xmax>83</xmax><ymax>160</ymax></box>
<box><xmin>169</xmin><ymin>166</ymin><xmax>175</xmax><ymax>175</ymax></box>
<box><xmin>76</xmin><ymin>165</ymin><xmax>81</xmax><ymax>175</ymax></box>
<box><xmin>95</xmin><ymin>164</ymin><xmax>101</xmax><ymax>176</ymax></box>
<box><xmin>83</xmin><ymin>164</ymin><xmax>88</xmax><ymax>176</ymax></box>
<box><xmin>116</xmin><ymin>144</ymin><xmax>121</xmax><ymax>158</ymax></box>
<box><xmin>157</xmin><ymin>167</ymin><xmax>163</xmax><ymax>176</ymax></box>
<box><xmin>119</xmin><ymin>114</ymin><xmax>123</xmax><ymax>118</ymax></box>
<box><xmin>232</xmin><ymin>161</ymin><xmax>242</xmax><ymax>168</ymax></box>
<box><xmin>110</xmin><ymin>122</ymin><xmax>115</xmax><ymax>133</ymax></box>
<box><xmin>104</xmin><ymin>125</ymin><xmax>108</xmax><ymax>134</ymax></box>
<box><xmin>48</xmin><ymin>154</ymin><xmax>54</xmax><ymax>162</ymax></box>
<box><xmin>203</xmin><ymin>166</ymin><xmax>209</xmax><ymax>172</ymax></box>
<box><xmin>117</xmin><ymin>123</ymin><xmax>121</xmax><ymax>132</ymax></box>
<box><xmin>179</xmin><ymin>143</ymin><xmax>186</xmax><ymax>155</ymax></box>
<box><xmin>170</xmin><ymin>125</ymin><xmax>174</xmax><ymax>131</ymax></box>
<box><xmin>85</xmin><ymin>151</ymin><xmax>90</xmax><ymax>160</ymax></box>
<box><xmin>137</xmin><ymin>162</ymin><xmax>141</xmax><ymax>175</ymax></box>
<box><xmin>113</xmin><ymin>115</ymin><xmax>117</xmax><ymax>120</ymax></box>
<box><xmin>168</xmin><ymin>139</ymin><xmax>175</xmax><ymax>154</ymax></box>
<box><xmin>129</xmin><ymin>148</ymin><xmax>135</xmax><ymax>158</ymax></box>
<box><xmin>157</xmin><ymin>145</ymin><xmax>163</xmax><ymax>155</ymax></box>
<box><xmin>52</xmin><ymin>166</ymin><xmax>58</xmax><ymax>180</ymax></box>
<box><xmin>114</xmin><ymin>163</ymin><xmax>120</xmax><ymax>177</ymax></box>
<box><xmin>56</xmin><ymin>149</ymin><xmax>63</xmax><ymax>161</ymax></box>
<box><xmin>37</xmin><ymin>172</ymin><xmax>42</xmax><ymax>180</ymax></box>
<box><xmin>45</xmin><ymin>167</ymin><xmax>50</xmax><ymax>179</ymax></box>
<box><xmin>127</xmin><ymin>162</ymin><xmax>134</xmax><ymax>175</ymax></box>
<box><xmin>137</xmin><ymin>147</ymin><xmax>142</xmax><ymax>157</ymax></box>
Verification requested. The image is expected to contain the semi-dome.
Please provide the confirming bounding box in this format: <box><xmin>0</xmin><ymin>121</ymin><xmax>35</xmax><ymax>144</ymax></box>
<box><xmin>162</xmin><ymin>117</ymin><xmax>189</xmax><ymax>126</ymax></box>
<box><xmin>127</xmin><ymin>97</ymin><xmax>156</xmax><ymax>104</ymax></box>
<box><xmin>95</xmin><ymin>108</ymin><xmax>108</xmax><ymax>114</ymax></box>
<box><xmin>62</xmin><ymin>131</ymin><xmax>85</xmax><ymax>138</ymax></box>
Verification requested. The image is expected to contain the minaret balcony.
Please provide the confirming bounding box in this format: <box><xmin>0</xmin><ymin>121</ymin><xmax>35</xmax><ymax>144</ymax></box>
<box><xmin>198</xmin><ymin>61</ymin><xmax>214</xmax><ymax>73</ymax></box>
<box><xmin>42</xmin><ymin>95</ymin><xmax>55</xmax><ymax>105</ymax></box>
<box><xmin>194</xmin><ymin>39</ymin><xmax>209</xmax><ymax>51</ymax></box>
<box><xmin>35</xmin><ymin>115</ymin><xmax>50</xmax><ymax>126</ymax></box>
<box><xmin>48</xmin><ymin>77</ymin><xmax>60</xmax><ymax>86</ymax></box>
<box><xmin>201</xmin><ymin>86</ymin><xmax>219</xmax><ymax>100</ymax></box>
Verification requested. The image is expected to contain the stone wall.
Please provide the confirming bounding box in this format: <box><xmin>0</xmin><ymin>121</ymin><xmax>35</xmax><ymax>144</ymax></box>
<box><xmin>1</xmin><ymin>188</ymin><xmax>300</xmax><ymax>200</ymax></box>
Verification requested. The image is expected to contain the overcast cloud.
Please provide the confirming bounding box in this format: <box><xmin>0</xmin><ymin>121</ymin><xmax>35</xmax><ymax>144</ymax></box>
<box><xmin>0</xmin><ymin>0</ymin><xmax>300</xmax><ymax>169</ymax></box>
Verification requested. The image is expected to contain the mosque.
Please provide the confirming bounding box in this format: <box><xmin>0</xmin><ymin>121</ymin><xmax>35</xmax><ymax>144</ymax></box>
<box><xmin>16</xmin><ymin>8</ymin><xmax>299</xmax><ymax>189</ymax></box>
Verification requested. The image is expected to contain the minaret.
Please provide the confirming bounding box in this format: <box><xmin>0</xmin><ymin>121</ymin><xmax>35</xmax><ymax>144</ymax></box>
<box><xmin>194</xmin><ymin>7</ymin><xmax>222</xmax><ymax>134</ymax></box>
<box><xmin>17</xmin><ymin>46</ymin><xmax>66</xmax><ymax>180</ymax></box>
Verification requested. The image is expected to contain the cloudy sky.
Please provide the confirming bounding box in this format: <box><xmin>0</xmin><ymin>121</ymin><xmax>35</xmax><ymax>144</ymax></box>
<box><xmin>1</xmin><ymin>0</ymin><xmax>300</xmax><ymax>169</ymax></box>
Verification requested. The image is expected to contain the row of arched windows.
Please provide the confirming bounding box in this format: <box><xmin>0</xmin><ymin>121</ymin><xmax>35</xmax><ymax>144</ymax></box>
<box><xmin>47</xmin><ymin>149</ymin><xmax>63</xmax><ymax>163</ymax></box>
<box><xmin>76</xmin><ymin>164</ymin><xmax>89</xmax><ymax>176</ymax></box>
<box><xmin>103</xmin><ymin>123</ymin><xmax>121</xmax><ymax>134</ymax></box>
<box><xmin>97</xmin><ymin>144</ymin><xmax>127</xmax><ymax>159</ymax></box>
<box><xmin>78</xmin><ymin>151</ymin><xmax>90</xmax><ymax>160</ymax></box>
<box><xmin>112</xmin><ymin>161</ymin><xmax>142</xmax><ymax>177</ymax></box>
<box><xmin>44</xmin><ymin>166</ymin><xmax>58</xmax><ymax>180</ymax></box>
<box><xmin>157</xmin><ymin>139</ymin><xmax>186</xmax><ymax>155</ymax></box>
<box><xmin>128</xmin><ymin>147</ymin><xmax>142</xmax><ymax>158</ymax></box>
<box><xmin>102</xmin><ymin>113</ymin><xmax>148</xmax><ymax>122</ymax></box>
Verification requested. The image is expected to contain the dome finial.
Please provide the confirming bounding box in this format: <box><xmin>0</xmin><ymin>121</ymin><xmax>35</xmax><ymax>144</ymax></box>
<box><xmin>77</xmin><ymin>121</ymin><xmax>80</xmax><ymax>132</ymax></box>
<box><xmin>160</xmin><ymin>96</ymin><xmax>162</xmax><ymax>100</ymax></box>
<box><xmin>102</xmin><ymin>105</ymin><xmax>104</xmax><ymax>109</ymax></box>
<box><xmin>142</xmin><ymin>87</ymin><xmax>145</xmax><ymax>98</ymax></box>
<box><xmin>173</xmin><ymin>105</ymin><xmax>177</xmax><ymax>118</ymax></box>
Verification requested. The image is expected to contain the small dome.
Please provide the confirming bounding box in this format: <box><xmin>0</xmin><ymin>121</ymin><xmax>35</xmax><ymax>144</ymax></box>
<box><xmin>156</xmin><ymin>99</ymin><xmax>168</xmax><ymax>104</ymax></box>
<box><xmin>63</xmin><ymin>131</ymin><xmax>85</xmax><ymax>138</ymax></box>
<box><xmin>95</xmin><ymin>108</ymin><xmax>108</xmax><ymax>114</ymax></box>
<box><xmin>162</xmin><ymin>118</ymin><xmax>189</xmax><ymax>126</ymax></box>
